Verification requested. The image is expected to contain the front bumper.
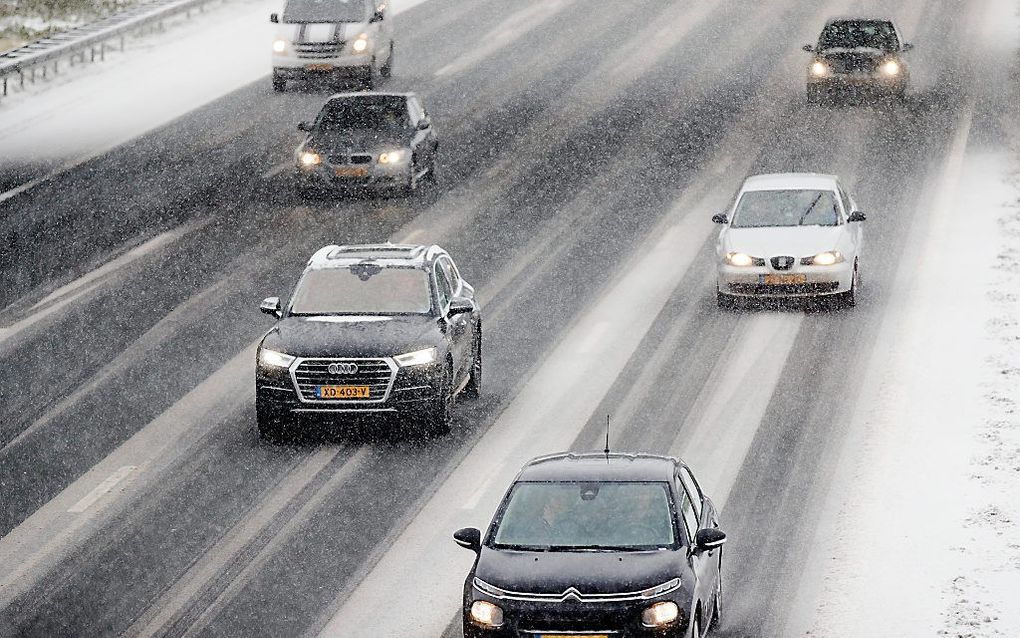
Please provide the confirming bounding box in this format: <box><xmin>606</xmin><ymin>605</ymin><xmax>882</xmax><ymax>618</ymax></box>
<box><xmin>296</xmin><ymin>158</ymin><xmax>412</xmax><ymax>190</ymax></box>
<box><xmin>272</xmin><ymin>51</ymin><xmax>373</xmax><ymax>78</ymax></box>
<box><xmin>717</xmin><ymin>262</ymin><xmax>852</xmax><ymax>298</ymax></box>
<box><xmin>463</xmin><ymin>596</ymin><xmax>689</xmax><ymax>638</ymax></box>
<box><xmin>807</xmin><ymin>72</ymin><xmax>906</xmax><ymax>92</ymax></box>
<box><xmin>256</xmin><ymin>359</ymin><xmax>442</xmax><ymax>420</ymax></box>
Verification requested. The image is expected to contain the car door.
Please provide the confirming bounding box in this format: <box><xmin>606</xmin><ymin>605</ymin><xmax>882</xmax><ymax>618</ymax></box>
<box><xmin>677</xmin><ymin>471</ymin><xmax>719</xmax><ymax>617</ymax></box>
<box><xmin>435</xmin><ymin>259</ymin><xmax>471</xmax><ymax>383</ymax></box>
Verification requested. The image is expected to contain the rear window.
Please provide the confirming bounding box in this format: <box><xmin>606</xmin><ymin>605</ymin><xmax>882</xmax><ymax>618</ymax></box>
<box><xmin>316</xmin><ymin>96</ymin><xmax>410</xmax><ymax>131</ymax></box>
<box><xmin>819</xmin><ymin>21</ymin><xmax>899</xmax><ymax>51</ymax></box>
<box><xmin>283</xmin><ymin>0</ymin><xmax>366</xmax><ymax>23</ymax></box>
<box><xmin>290</xmin><ymin>266</ymin><xmax>431</xmax><ymax>315</ymax></box>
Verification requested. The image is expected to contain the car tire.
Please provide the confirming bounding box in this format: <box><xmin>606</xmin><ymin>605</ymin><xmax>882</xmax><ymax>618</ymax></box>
<box><xmin>257</xmin><ymin>401</ymin><xmax>286</xmax><ymax>442</ymax></box>
<box><xmin>423</xmin><ymin>365</ymin><xmax>453</xmax><ymax>437</ymax></box>
<box><xmin>838</xmin><ymin>261</ymin><xmax>858</xmax><ymax>309</ymax></box>
<box><xmin>716</xmin><ymin>289</ymin><xmax>736</xmax><ymax>310</ymax></box>
<box><xmin>380</xmin><ymin>43</ymin><xmax>394</xmax><ymax>78</ymax></box>
<box><xmin>272</xmin><ymin>75</ymin><xmax>286</xmax><ymax>92</ymax></box>
<box><xmin>465</xmin><ymin>324</ymin><xmax>482</xmax><ymax>399</ymax></box>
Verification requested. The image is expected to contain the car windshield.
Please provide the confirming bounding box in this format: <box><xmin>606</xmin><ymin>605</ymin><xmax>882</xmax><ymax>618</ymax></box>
<box><xmin>730</xmin><ymin>189</ymin><xmax>840</xmax><ymax>228</ymax></box>
<box><xmin>316</xmin><ymin>96</ymin><xmax>410</xmax><ymax>131</ymax></box>
<box><xmin>282</xmin><ymin>0</ymin><xmax>365</xmax><ymax>23</ymax></box>
<box><xmin>491</xmin><ymin>481</ymin><xmax>676</xmax><ymax>551</ymax></box>
<box><xmin>290</xmin><ymin>265</ymin><xmax>432</xmax><ymax>315</ymax></box>
<box><xmin>818</xmin><ymin>21</ymin><xmax>899</xmax><ymax>51</ymax></box>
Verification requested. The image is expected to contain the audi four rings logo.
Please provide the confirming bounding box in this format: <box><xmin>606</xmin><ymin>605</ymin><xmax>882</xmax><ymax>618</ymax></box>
<box><xmin>328</xmin><ymin>362</ymin><xmax>359</xmax><ymax>375</ymax></box>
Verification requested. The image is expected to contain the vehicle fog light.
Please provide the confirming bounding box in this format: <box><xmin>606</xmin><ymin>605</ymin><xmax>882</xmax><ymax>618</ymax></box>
<box><xmin>272</xmin><ymin>39</ymin><xmax>286</xmax><ymax>53</ymax></box>
<box><xmin>811</xmin><ymin>61</ymin><xmax>829</xmax><ymax>77</ymax></box>
<box><xmin>641</xmin><ymin>601</ymin><xmax>679</xmax><ymax>628</ymax></box>
<box><xmin>881</xmin><ymin>59</ymin><xmax>901</xmax><ymax>76</ymax></box>
<box><xmin>300</xmin><ymin>151</ymin><xmax>321</xmax><ymax>167</ymax></box>
<box><xmin>469</xmin><ymin>600</ymin><xmax>504</xmax><ymax>627</ymax></box>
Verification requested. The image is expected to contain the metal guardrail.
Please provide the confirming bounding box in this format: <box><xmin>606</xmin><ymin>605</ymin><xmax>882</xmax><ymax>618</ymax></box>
<box><xmin>0</xmin><ymin>0</ymin><xmax>222</xmax><ymax>101</ymax></box>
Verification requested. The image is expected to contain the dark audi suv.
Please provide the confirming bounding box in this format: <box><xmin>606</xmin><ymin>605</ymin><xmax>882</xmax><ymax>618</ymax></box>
<box><xmin>804</xmin><ymin>17</ymin><xmax>913</xmax><ymax>102</ymax></box>
<box><xmin>255</xmin><ymin>243</ymin><xmax>481</xmax><ymax>440</ymax></box>
<box><xmin>454</xmin><ymin>453</ymin><xmax>727</xmax><ymax>638</ymax></box>
<box><xmin>295</xmin><ymin>91</ymin><xmax>439</xmax><ymax>194</ymax></box>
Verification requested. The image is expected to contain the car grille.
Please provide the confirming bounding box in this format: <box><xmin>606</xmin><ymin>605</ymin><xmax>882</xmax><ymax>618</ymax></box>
<box><xmin>322</xmin><ymin>151</ymin><xmax>374</xmax><ymax>165</ymax></box>
<box><xmin>828</xmin><ymin>54</ymin><xmax>877</xmax><ymax>74</ymax></box>
<box><xmin>292</xmin><ymin>358</ymin><xmax>395</xmax><ymax>402</ymax></box>
<box><xmin>770</xmin><ymin>255</ymin><xmax>796</xmax><ymax>270</ymax></box>
<box><xmin>295</xmin><ymin>41</ymin><xmax>344</xmax><ymax>59</ymax></box>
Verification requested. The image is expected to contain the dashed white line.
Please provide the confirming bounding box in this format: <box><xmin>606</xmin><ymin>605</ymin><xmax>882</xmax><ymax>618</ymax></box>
<box><xmin>68</xmin><ymin>466</ymin><xmax>137</xmax><ymax>514</ymax></box>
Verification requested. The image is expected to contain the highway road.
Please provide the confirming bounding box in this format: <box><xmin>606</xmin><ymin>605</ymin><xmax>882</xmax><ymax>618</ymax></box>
<box><xmin>0</xmin><ymin>0</ymin><xmax>1012</xmax><ymax>635</ymax></box>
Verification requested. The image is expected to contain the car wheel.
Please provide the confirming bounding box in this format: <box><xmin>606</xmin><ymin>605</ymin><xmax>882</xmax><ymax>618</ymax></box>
<box><xmin>716</xmin><ymin>289</ymin><xmax>736</xmax><ymax>310</ymax></box>
<box><xmin>257</xmin><ymin>401</ymin><xmax>286</xmax><ymax>443</ymax></box>
<box><xmin>423</xmin><ymin>364</ymin><xmax>453</xmax><ymax>437</ymax></box>
<box><xmin>839</xmin><ymin>261</ymin><xmax>858</xmax><ymax>309</ymax></box>
<box><xmin>380</xmin><ymin>43</ymin><xmax>394</xmax><ymax>78</ymax></box>
<box><xmin>465</xmin><ymin>324</ymin><xmax>482</xmax><ymax>399</ymax></box>
<box><xmin>425</xmin><ymin>151</ymin><xmax>439</xmax><ymax>184</ymax></box>
<box><xmin>272</xmin><ymin>75</ymin><xmax>286</xmax><ymax>92</ymax></box>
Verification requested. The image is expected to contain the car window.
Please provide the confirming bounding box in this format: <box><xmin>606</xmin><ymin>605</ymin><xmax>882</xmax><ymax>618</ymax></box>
<box><xmin>290</xmin><ymin>265</ymin><xmax>430</xmax><ymax>315</ymax></box>
<box><xmin>434</xmin><ymin>262</ymin><xmax>453</xmax><ymax>310</ymax></box>
<box><xmin>491</xmin><ymin>481</ymin><xmax>676</xmax><ymax>550</ymax></box>
<box><xmin>679</xmin><ymin>489</ymin><xmax>699</xmax><ymax>542</ymax></box>
<box><xmin>837</xmin><ymin>187</ymin><xmax>854</xmax><ymax>216</ymax></box>
<box><xmin>437</xmin><ymin>257</ymin><xmax>461</xmax><ymax>297</ymax></box>
<box><xmin>283</xmin><ymin>0</ymin><xmax>366</xmax><ymax>23</ymax></box>
<box><xmin>677</xmin><ymin>468</ymin><xmax>702</xmax><ymax>519</ymax></box>
<box><xmin>316</xmin><ymin>95</ymin><xmax>410</xmax><ymax>131</ymax></box>
<box><xmin>731</xmin><ymin>189</ymin><xmax>840</xmax><ymax>228</ymax></box>
<box><xmin>819</xmin><ymin>20</ymin><xmax>899</xmax><ymax>51</ymax></box>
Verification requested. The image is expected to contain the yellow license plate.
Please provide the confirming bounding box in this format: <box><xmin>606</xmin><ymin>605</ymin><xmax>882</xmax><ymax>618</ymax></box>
<box><xmin>316</xmin><ymin>385</ymin><xmax>370</xmax><ymax>399</ymax></box>
<box><xmin>540</xmin><ymin>635</ymin><xmax>609</xmax><ymax>638</ymax></box>
<box><xmin>305</xmin><ymin>63</ymin><xmax>333</xmax><ymax>72</ymax></box>
<box><xmin>335</xmin><ymin>166</ymin><xmax>369</xmax><ymax>178</ymax></box>
<box><xmin>763</xmin><ymin>274</ymin><xmax>806</xmax><ymax>285</ymax></box>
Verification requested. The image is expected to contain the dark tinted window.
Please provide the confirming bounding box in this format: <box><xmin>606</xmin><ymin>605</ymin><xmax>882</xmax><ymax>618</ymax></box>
<box><xmin>316</xmin><ymin>96</ymin><xmax>409</xmax><ymax>131</ymax></box>
<box><xmin>290</xmin><ymin>266</ymin><xmax>431</xmax><ymax>314</ymax></box>
<box><xmin>492</xmin><ymin>482</ymin><xmax>676</xmax><ymax>550</ymax></box>
<box><xmin>677</xmin><ymin>468</ymin><xmax>702</xmax><ymax>519</ymax></box>
<box><xmin>819</xmin><ymin>20</ymin><xmax>899</xmax><ymax>51</ymax></box>
<box><xmin>731</xmin><ymin>189</ymin><xmax>840</xmax><ymax>228</ymax></box>
<box><xmin>283</xmin><ymin>0</ymin><xmax>365</xmax><ymax>23</ymax></box>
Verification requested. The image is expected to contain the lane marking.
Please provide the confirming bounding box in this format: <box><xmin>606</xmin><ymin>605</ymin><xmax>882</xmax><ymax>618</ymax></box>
<box><xmin>67</xmin><ymin>466</ymin><xmax>137</xmax><ymax>514</ymax></box>
<box><xmin>260</xmin><ymin>161</ymin><xmax>291</xmax><ymax>180</ymax></box>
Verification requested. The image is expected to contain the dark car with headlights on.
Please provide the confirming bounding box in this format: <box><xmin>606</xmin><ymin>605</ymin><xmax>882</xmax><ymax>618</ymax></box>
<box><xmin>295</xmin><ymin>91</ymin><xmax>438</xmax><ymax>194</ymax></box>
<box><xmin>453</xmin><ymin>453</ymin><xmax>727</xmax><ymax>638</ymax></box>
<box><xmin>255</xmin><ymin>243</ymin><xmax>481</xmax><ymax>441</ymax></box>
<box><xmin>803</xmin><ymin>17</ymin><xmax>913</xmax><ymax>102</ymax></box>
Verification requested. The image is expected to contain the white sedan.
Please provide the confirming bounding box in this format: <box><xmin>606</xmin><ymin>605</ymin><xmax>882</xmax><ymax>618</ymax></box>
<box><xmin>713</xmin><ymin>173</ymin><xmax>865</xmax><ymax>308</ymax></box>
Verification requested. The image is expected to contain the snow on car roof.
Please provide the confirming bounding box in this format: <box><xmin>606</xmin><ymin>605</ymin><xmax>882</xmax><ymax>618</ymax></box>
<box><xmin>740</xmin><ymin>172</ymin><xmax>840</xmax><ymax>192</ymax></box>
<box><xmin>304</xmin><ymin>244</ymin><xmax>442</xmax><ymax>270</ymax></box>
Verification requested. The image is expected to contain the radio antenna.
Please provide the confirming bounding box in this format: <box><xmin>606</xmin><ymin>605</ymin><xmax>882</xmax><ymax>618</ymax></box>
<box><xmin>604</xmin><ymin>414</ymin><xmax>611</xmax><ymax>456</ymax></box>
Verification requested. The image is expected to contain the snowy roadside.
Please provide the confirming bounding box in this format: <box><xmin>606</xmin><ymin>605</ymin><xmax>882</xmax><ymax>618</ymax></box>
<box><xmin>787</xmin><ymin>2</ymin><xmax>1020</xmax><ymax>636</ymax></box>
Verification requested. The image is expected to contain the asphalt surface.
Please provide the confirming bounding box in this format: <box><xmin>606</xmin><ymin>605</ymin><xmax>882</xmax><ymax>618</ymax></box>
<box><xmin>0</xmin><ymin>0</ymin><xmax>1005</xmax><ymax>635</ymax></box>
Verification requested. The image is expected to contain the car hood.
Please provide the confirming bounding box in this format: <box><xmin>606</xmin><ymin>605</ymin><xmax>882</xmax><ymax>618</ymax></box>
<box><xmin>261</xmin><ymin>314</ymin><xmax>441</xmax><ymax>358</ymax></box>
<box><xmin>305</xmin><ymin>129</ymin><xmax>411</xmax><ymax>154</ymax></box>
<box><xmin>818</xmin><ymin>46</ymin><xmax>888</xmax><ymax>58</ymax></box>
<box><xmin>474</xmin><ymin>547</ymin><xmax>682</xmax><ymax>596</ymax></box>
<box><xmin>721</xmin><ymin>225</ymin><xmax>847</xmax><ymax>258</ymax></box>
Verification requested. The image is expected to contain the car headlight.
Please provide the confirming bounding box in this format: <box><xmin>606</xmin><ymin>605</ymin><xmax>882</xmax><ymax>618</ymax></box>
<box><xmin>802</xmin><ymin>251</ymin><xmax>843</xmax><ymax>266</ymax></box>
<box><xmin>724</xmin><ymin>252</ymin><xmax>763</xmax><ymax>267</ymax></box>
<box><xmin>272</xmin><ymin>39</ymin><xmax>287</xmax><ymax>53</ymax></box>
<box><xmin>394</xmin><ymin>347</ymin><xmax>437</xmax><ymax>367</ymax></box>
<box><xmin>352</xmin><ymin>34</ymin><xmax>369</xmax><ymax>53</ymax></box>
<box><xmin>811</xmin><ymin>60</ymin><xmax>829</xmax><ymax>77</ymax></box>
<box><xmin>881</xmin><ymin>59</ymin><xmax>901</xmax><ymax>76</ymax></box>
<box><xmin>299</xmin><ymin>151</ymin><xmax>321</xmax><ymax>167</ymax></box>
<box><xmin>469</xmin><ymin>600</ymin><xmax>504</xmax><ymax>628</ymax></box>
<box><xmin>259</xmin><ymin>348</ymin><xmax>296</xmax><ymax>368</ymax></box>
<box><xmin>378</xmin><ymin>149</ymin><xmax>406</xmax><ymax>164</ymax></box>
<box><xmin>641</xmin><ymin>601</ymin><xmax>679</xmax><ymax>628</ymax></box>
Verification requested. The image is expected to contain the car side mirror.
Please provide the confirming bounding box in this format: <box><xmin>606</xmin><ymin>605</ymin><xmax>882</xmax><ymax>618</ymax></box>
<box><xmin>901</xmin><ymin>42</ymin><xmax>914</xmax><ymax>52</ymax></box>
<box><xmin>802</xmin><ymin>44</ymin><xmax>814</xmax><ymax>52</ymax></box>
<box><xmin>298</xmin><ymin>121</ymin><xmax>313</xmax><ymax>132</ymax></box>
<box><xmin>260</xmin><ymin>296</ymin><xmax>282</xmax><ymax>318</ymax></box>
<box><xmin>848</xmin><ymin>211</ymin><xmax>867</xmax><ymax>222</ymax></box>
<box><xmin>448</xmin><ymin>296</ymin><xmax>474</xmax><ymax>316</ymax></box>
<box><xmin>454</xmin><ymin>527</ymin><xmax>481</xmax><ymax>553</ymax></box>
<box><xmin>711</xmin><ymin>213</ymin><xmax>729</xmax><ymax>224</ymax></box>
<box><xmin>416</xmin><ymin>118</ymin><xmax>431</xmax><ymax>131</ymax></box>
<box><xmin>370</xmin><ymin>9</ymin><xmax>384</xmax><ymax>23</ymax></box>
<box><xmin>270</xmin><ymin>12</ymin><xmax>279</xmax><ymax>23</ymax></box>
<box><xmin>693</xmin><ymin>527</ymin><xmax>727</xmax><ymax>553</ymax></box>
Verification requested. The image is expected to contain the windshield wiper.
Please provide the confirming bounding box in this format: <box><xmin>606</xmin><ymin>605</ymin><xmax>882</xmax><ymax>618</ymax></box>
<box><xmin>798</xmin><ymin>193</ymin><xmax>825</xmax><ymax>225</ymax></box>
<box><xmin>551</xmin><ymin>544</ymin><xmax>651</xmax><ymax>552</ymax></box>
